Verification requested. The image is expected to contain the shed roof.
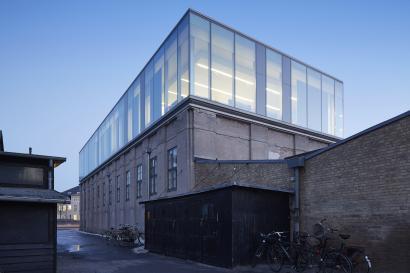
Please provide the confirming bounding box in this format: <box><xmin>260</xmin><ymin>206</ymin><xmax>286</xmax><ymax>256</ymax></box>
<box><xmin>0</xmin><ymin>187</ymin><xmax>69</xmax><ymax>204</ymax></box>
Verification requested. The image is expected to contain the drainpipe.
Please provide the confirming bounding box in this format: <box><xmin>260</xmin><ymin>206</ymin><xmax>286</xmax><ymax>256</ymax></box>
<box><xmin>287</xmin><ymin>157</ymin><xmax>304</xmax><ymax>240</ymax></box>
<box><xmin>294</xmin><ymin>167</ymin><xmax>300</xmax><ymax>236</ymax></box>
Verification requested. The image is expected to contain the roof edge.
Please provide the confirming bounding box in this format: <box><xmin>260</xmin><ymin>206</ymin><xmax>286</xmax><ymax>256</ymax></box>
<box><xmin>304</xmin><ymin>110</ymin><xmax>410</xmax><ymax>161</ymax></box>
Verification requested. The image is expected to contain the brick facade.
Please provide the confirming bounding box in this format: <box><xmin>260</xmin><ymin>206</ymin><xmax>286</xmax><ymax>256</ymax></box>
<box><xmin>300</xmin><ymin>115</ymin><xmax>410</xmax><ymax>273</ymax></box>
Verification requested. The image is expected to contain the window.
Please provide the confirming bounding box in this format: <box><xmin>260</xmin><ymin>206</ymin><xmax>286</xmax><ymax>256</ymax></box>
<box><xmin>127</xmin><ymin>77</ymin><xmax>141</xmax><ymax>140</ymax></box>
<box><xmin>125</xmin><ymin>171</ymin><xmax>130</xmax><ymax>201</ymax></box>
<box><xmin>307</xmin><ymin>68</ymin><xmax>322</xmax><ymax>131</ymax></box>
<box><xmin>116</xmin><ymin>175</ymin><xmax>120</xmax><ymax>203</ymax></box>
<box><xmin>335</xmin><ymin>81</ymin><xmax>344</xmax><ymax>137</ymax></box>
<box><xmin>235</xmin><ymin>35</ymin><xmax>256</xmax><ymax>112</ymax></box>
<box><xmin>108</xmin><ymin>179</ymin><xmax>112</xmax><ymax>205</ymax></box>
<box><xmin>149</xmin><ymin>157</ymin><xmax>157</xmax><ymax>195</ymax></box>
<box><xmin>266</xmin><ymin>49</ymin><xmax>282</xmax><ymax>119</ymax></box>
<box><xmin>145</xmin><ymin>60</ymin><xmax>154</xmax><ymax>126</ymax></box>
<box><xmin>102</xmin><ymin>182</ymin><xmax>106</xmax><ymax>206</ymax></box>
<box><xmin>211</xmin><ymin>23</ymin><xmax>234</xmax><ymax>106</ymax></box>
<box><xmin>322</xmin><ymin>75</ymin><xmax>335</xmax><ymax>135</ymax></box>
<box><xmin>136</xmin><ymin>164</ymin><xmax>143</xmax><ymax>199</ymax></box>
<box><xmin>190</xmin><ymin>14</ymin><xmax>210</xmax><ymax>99</ymax></box>
<box><xmin>154</xmin><ymin>48</ymin><xmax>165</xmax><ymax>119</ymax></box>
<box><xmin>165</xmin><ymin>31</ymin><xmax>178</xmax><ymax>111</ymax></box>
<box><xmin>97</xmin><ymin>185</ymin><xmax>100</xmax><ymax>208</ymax></box>
<box><xmin>291</xmin><ymin>61</ymin><xmax>307</xmax><ymax>127</ymax></box>
<box><xmin>178</xmin><ymin>15</ymin><xmax>189</xmax><ymax>99</ymax></box>
<box><xmin>167</xmin><ymin>147</ymin><xmax>177</xmax><ymax>191</ymax></box>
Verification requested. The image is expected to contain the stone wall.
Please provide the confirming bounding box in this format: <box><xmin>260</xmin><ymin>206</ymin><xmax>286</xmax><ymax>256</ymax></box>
<box><xmin>300</xmin><ymin>115</ymin><xmax>410</xmax><ymax>273</ymax></box>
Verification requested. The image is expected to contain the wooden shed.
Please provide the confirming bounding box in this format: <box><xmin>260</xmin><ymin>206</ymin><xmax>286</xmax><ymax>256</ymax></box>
<box><xmin>143</xmin><ymin>184</ymin><xmax>290</xmax><ymax>268</ymax></box>
<box><xmin>0</xmin><ymin>135</ymin><xmax>67</xmax><ymax>273</ymax></box>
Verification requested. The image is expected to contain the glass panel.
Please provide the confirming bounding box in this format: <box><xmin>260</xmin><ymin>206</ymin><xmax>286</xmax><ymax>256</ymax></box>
<box><xmin>307</xmin><ymin>68</ymin><xmax>322</xmax><ymax>131</ymax></box>
<box><xmin>335</xmin><ymin>81</ymin><xmax>344</xmax><ymax>137</ymax></box>
<box><xmin>322</xmin><ymin>75</ymin><xmax>335</xmax><ymax>135</ymax></box>
<box><xmin>190</xmin><ymin>14</ymin><xmax>210</xmax><ymax>98</ymax></box>
<box><xmin>266</xmin><ymin>49</ymin><xmax>282</xmax><ymax>119</ymax></box>
<box><xmin>178</xmin><ymin>15</ymin><xmax>189</xmax><ymax>99</ymax></box>
<box><xmin>154</xmin><ymin>48</ymin><xmax>164</xmax><ymax>120</ymax></box>
<box><xmin>132</xmin><ymin>78</ymin><xmax>141</xmax><ymax>137</ymax></box>
<box><xmin>211</xmin><ymin>23</ymin><xmax>234</xmax><ymax>106</ymax></box>
<box><xmin>165</xmin><ymin>31</ymin><xmax>178</xmax><ymax>110</ymax></box>
<box><xmin>145</xmin><ymin>60</ymin><xmax>154</xmax><ymax>126</ymax></box>
<box><xmin>127</xmin><ymin>87</ymin><xmax>133</xmax><ymax>142</ymax></box>
<box><xmin>235</xmin><ymin>35</ymin><xmax>256</xmax><ymax>112</ymax></box>
<box><xmin>291</xmin><ymin>61</ymin><xmax>307</xmax><ymax>126</ymax></box>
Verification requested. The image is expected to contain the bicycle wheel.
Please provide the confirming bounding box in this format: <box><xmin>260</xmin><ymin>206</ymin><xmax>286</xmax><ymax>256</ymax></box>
<box><xmin>323</xmin><ymin>252</ymin><xmax>352</xmax><ymax>273</ymax></box>
<box><xmin>267</xmin><ymin>245</ymin><xmax>284</xmax><ymax>272</ymax></box>
<box><xmin>350</xmin><ymin>250</ymin><xmax>371</xmax><ymax>273</ymax></box>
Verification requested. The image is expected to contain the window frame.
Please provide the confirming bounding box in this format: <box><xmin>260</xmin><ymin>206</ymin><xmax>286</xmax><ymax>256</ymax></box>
<box><xmin>116</xmin><ymin>175</ymin><xmax>120</xmax><ymax>203</ymax></box>
<box><xmin>149</xmin><ymin>157</ymin><xmax>157</xmax><ymax>196</ymax></box>
<box><xmin>167</xmin><ymin>147</ymin><xmax>178</xmax><ymax>191</ymax></box>
<box><xmin>136</xmin><ymin>164</ymin><xmax>143</xmax><ymax>199</ymax></box>
<box><xmin>125</xmin><ymin>171</ymin><xmax>131</xmax><ymax>201</ymax></box>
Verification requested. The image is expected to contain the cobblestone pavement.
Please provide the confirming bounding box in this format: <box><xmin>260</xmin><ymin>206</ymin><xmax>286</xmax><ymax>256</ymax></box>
<box><xmin>57</xmin><ymin>229</ymin><xmax>281</xmax><ymax>273</ymax></box>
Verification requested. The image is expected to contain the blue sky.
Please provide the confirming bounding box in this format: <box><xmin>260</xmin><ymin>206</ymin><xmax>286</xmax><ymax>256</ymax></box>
<box><xmin>0</xmin><ymin>1</ymin><xmax>409</xmax><ymax>191</ymax></box>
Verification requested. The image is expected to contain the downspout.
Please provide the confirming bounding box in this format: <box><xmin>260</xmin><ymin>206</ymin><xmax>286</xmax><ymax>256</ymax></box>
<box><xmin>287</xmin><ymin>157</ymin><xmax>304</xmax><ymax>239</ymax></box>
<box><xmin>293</xmin><ymin>167</ymin><xmax>300</xmax><ymax>235</ymax></box>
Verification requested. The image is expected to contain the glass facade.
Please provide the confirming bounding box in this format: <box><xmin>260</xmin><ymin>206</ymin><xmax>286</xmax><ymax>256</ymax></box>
<box><xmin>266</xmin><ymin>49</ymin><xmax>282</xmax><ymax>119</ymax></box>
<box><xmin>291</xmin><ymin>61</ymin><xmax>307</xmax><ymax>127</ymax></box>
<box><xmin>79</xmin><ymin>10</ymin><xmax>344</xmax><ymax>180</ymax></box>
<box><xmin>211</xmin><ymin>23</ymin><xmax>234</xmax><ymax>106</ymax></box>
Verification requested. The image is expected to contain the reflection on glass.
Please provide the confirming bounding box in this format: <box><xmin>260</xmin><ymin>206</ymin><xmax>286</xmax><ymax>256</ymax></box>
<box><xmin>235</xmin><ymin>35</ymin><xmax>256</xmax><ymax>112</ymax></box>
<box><xmin>154</xmin><ymin>48</ymin><xmax>164</xmax><ymax>119</ymax></box>
<box><xmin>266</xmin><ymin>49</ymin><xmax>282</xmax><ymax>119</ymax></box>
<box><xmin>322</xmin><ymin>75</ymin><xmax>335</xmax><ymax>135</ymax></box>
<box><xmin>335</xmin><ymin>81</ymin><xmax>344</xmax><ymax>137</ymax></box>
<box><xmin>145</xmin><ymin>60</ymin><xmax>154</xmax><ymax>126</ymax></box>
<box><xmin>190</xmin><ymin>14</ymin><xmax>210</xmax><ymax>98</ymax></box>
<box><xmin>211</xmin><ymin>23</ymin><xmax>234</xmax><ymax>106</ymax></box>
<box><xmin>291</xmin><ymin>61</ymin><xmax>307</xmax><ymax>126</ymax></box>
<box><xmin>178</xmin><ymin>15</ymin><xmax>189</xmax><ymax>99</ymax></box>
<box><xmin>307</xmin><ymin>68</ymin><xmax>321</xmax><ymax>131</ymax></box>
<box><xmin>132</xmin><ymin>78</ymin><xmax>141</xmax><ymax>138</ymax></box>
<box><xmin>165</xmin><ymin>32</ymin><xmax>178</xmax><ymax>111</ymax></box>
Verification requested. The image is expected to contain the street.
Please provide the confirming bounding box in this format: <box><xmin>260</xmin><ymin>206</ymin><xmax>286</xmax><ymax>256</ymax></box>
<box><xmin>57</xmin><ymin>229</ymin><xmax>269</xmax><ymax>273</ymax></box>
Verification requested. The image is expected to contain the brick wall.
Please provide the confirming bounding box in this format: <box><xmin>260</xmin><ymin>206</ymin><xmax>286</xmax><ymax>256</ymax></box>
<box><xmin>300</xmin><ymin>115</ymin><xmax>410</xmax><ymax>273</ymax></box>
<box><xmin>194</xmin><ymin>162</ymin><xmax>293</xmax><ymax>193</ymax></box>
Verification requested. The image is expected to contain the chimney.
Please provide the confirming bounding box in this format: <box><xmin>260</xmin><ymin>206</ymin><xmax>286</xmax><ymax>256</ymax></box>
<box><xmin>0</xmin><ymin>130</ymin><xmax>4</xmax><ymax>152</ymax></box>
<box><xmin>29</xmin><ymin>147</ymin><xmax>32</xmax><ymax>154</ymax></box>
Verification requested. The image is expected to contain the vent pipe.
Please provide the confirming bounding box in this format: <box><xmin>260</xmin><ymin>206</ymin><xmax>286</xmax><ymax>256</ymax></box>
<box><xmin>0</xmin><ymin>130</ymin><xmax>4</xmax><ymax>152</ymax></box>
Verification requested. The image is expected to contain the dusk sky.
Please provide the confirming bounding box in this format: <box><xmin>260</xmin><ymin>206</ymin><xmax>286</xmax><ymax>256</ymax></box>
<box><xmin>0</xmin><ymin>1</ymin><xmax>409</xmax><ymax>191</ymax></box>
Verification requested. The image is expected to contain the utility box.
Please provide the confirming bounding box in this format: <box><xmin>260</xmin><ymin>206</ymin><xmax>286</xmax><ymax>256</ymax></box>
<box><xmin>144</xmin><ymin>185</ymin><xmax>290</xmax><ymax>268</ymax></box>
<box><xmin>0</xmin><ymin>134</ymin><xmax>67</xmax><ymax>273</ymax></box>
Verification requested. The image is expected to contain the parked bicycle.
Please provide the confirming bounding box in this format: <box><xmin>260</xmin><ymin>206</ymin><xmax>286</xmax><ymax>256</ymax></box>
<box><xmin>253</xmin><ymin>219</ymin><xmax>372</xmax><ymax>273</ymax></box>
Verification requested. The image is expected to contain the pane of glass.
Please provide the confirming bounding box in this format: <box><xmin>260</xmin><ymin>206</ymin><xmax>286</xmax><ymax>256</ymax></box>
<box><xmin>211</xmin><ymin>23</ymin><xmax>234</xmax><ymax>106</ymax></box>
<box><xmin>133</xmin><ymin>78</ymin><xmax>141</xmax><ymax>137</ymax></box>
<box><xmin>190</xmin><ymin>14</ymin><xmax>210</xmax><ymax>98</ymax></box>
<box><xmin>335</xmin><ymin>81</ymin><xmax>344</xmax><ymax>137</ymax></box>
<box><xmin>127</xmin><ymin>87</ymin><xmax>133</xmax><ymax>142</ymax></box>
<box><xmin>154</xmin><ymin>47</ymin><xmax>164</xmax><ymax>120</ymax></box>
<box><xmin>235</xmin><ymin>35</ymin><xmax>256</xmax><ymax>112</ymax></box>
<box><xmin>307</xmin><ymin>68</ymin><xmax>322</xmax><ymax>131</ymax></box>
<box><xmin>322</xmin><ymin>75</ymin><xmax>335</xmax><ymax>135</ymax></box>
<box><xmin>266</xmin><ymin>49</ymin><xmax>282</xmax><ymax>119</ymax></box>
<box><xmin>165</xmin><ymin>31</ymin><xmax>178</xmax><ymax>111</ymax></box>
<box><xmin>178</xmin><ymin>15</ymin><xmax>189</xmax><ymax>99</ymax></box>
<box><xmin>145</xmin><ymin>60</ymin><xmax>154</xmax><ymax>126</ymax></box>
<box><xmin>291</xmin><ymin>61</ymin><xmax>307</xmax><ymax>126</ymax></box>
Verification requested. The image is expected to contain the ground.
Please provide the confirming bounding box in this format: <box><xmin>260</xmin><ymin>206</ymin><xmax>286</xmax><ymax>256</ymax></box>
<box><xmin>58</xmin><ymin>228</ymin><xmax>276</xmax><ymax>273</ymax></box>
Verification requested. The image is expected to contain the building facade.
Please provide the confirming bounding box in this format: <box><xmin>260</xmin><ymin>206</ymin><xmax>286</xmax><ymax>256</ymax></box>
<box><xmin>57</xmin><ymin>186</ymin><xmax>80</xmax><ymax>221</ymax></box>
<box><xmin>79</xmin><ymin>9</ymin><xmax>343</xmax><ymax>233</ymax></box>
